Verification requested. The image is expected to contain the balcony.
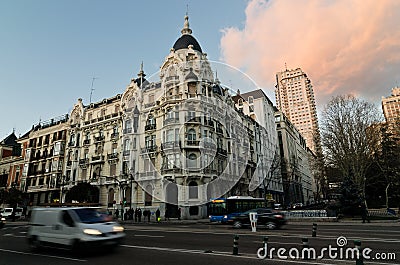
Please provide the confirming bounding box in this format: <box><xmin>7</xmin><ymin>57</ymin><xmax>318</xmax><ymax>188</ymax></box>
<box><xmin>145</xmin><ymin>124</ymin><xmax>156</xmax><ymax>131</ymax></box>
<box><xmin>68</xmin><ymin>142</ymin><xmax>75</xmax><ymax>147</ymax></box>
<box><xmin>83</xmin><ymin>139</ymin><xmax>90</xmax><ymax>145</ymax></box>
<box><xmin>79</xmin><ymin>158</ymin><xmax>89</xmax><ymax>167</ymax></box>
<box><xmin>216</xmin><ymin>127</ymin><xmax>224</xmax><ymax>134</ymax></box>
<box><xmin>95</xmin><ymin>135</ymin><xmax>105</xmax><ymax>142</ymax></box>
<box><xmin>202</xmin><ymin>168</ymin><xmax>217</xmax><ymax>174</ymax></box>
<box><xmin>107</xmin><ymin>153</ymin><xmax>119</xmax><ymax>160</ymax></box>
<box><xmin>202</xmin><ymin>141</ymin><xmax>216</xmax><ymax>150</ymax></box>
<box><xmin>165</xmin><ymin>75</ymin><xmax>180</xmax><ymax>87</ymax></box>
<box><xmin>186</xmin><ymin>140</ymin><xmax>200</xmax><ymax>147</ymax></box>
<box><xmin>91</xmin><ymin>155</ymin><xmax>105</xmax><ymax>163</ymax></box>
<box><xmin>185</xmin><ymin>116</ymin><xmax>201</xmax><ymax>124</ymax></box>
<box><xmin>66</xmin><ymin>160</ymin><xmax>72</xmax><ymax>167</ymax></box>
<box><xmin>161</xmin><ymin>141</ymin><xmax>181</xmax><ymax>151</ymax></box>
<box><xmin>163</xmin><ymin>118</ymin><xmax>180</xmax><ymax>126</ymax></box>
<box><xmin>139</xmin><ymin>171</ymin><xmax>157</xmax><ymax>178</ymax></box>
<box><xmin>123</xmin><ymin>128</ymin><xmax>132</xmax><ymax>134</ymax></box>
<box><xmin>161</xmin><ymin>167</ymin><xmax>183</xmax><ymax>174</ymax></box>
<box><xmin>217</xmin><ymin>148</ymin><xmax>227</xmax><ymax>156</ymax></box>
<box><xmin>145</xmin><ymin>102</ymin><xmax>156</xmax><ymax>108</ymax></box>
<box><xmin>123</xmin><ymin>150</ymin><xmax>130</xmax><ymax>156</ymax></box>
<box><xmin>111</xmin><ymin>132</ymin><xmax>119</xmax><ymax>139</ymax></box>
<box><xmin>27</xmin><ymin>184</ymin><xmax>48</xmax><ymax>192</ymax></box>
<box><xmin>141</xmin><ymin>145</ymin><xmax>158</xmax><ymax>153</ymax></box>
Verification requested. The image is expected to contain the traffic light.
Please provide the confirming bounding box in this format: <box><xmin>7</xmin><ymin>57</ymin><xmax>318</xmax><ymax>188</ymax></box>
<box><xmin>123</xmin><ymin>197</ymin><xmax>127</xmax><ymax>205</ymax></box>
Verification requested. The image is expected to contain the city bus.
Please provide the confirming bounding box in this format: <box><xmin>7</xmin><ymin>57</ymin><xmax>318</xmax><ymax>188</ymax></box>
<box><xmin>208</xmin><ymin>196</ymin><xmax>265</xmax><ymax>223</ymax></box>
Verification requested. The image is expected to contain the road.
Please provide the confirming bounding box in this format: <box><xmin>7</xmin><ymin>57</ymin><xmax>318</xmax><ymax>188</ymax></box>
<box><xmin>1</xmin><ymin>220</ymin><xmax>399</xmax><ymax>265</ymax></box>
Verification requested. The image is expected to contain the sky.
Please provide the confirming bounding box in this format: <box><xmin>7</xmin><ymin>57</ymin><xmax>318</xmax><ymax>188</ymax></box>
<box><xmin>1</xmin><ymin>0</ymin><xmax>399</xmax><ymax>140</ymax></box>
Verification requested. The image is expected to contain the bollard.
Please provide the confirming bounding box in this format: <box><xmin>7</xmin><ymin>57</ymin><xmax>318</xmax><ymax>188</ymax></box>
<box><xmin>233</xmin><ymin>234</ymin><xmax>239</xmax><ymax>255</ymax></box>
<box><xmin>302</xmin><ymin>237</ymin><xmax>309</xmax><ymax>260</ymax></box>
<box><xmin>354</xmin><ymin>240</ymin><xmax>364</xmax><ymax>265</ymax></box>
<box><xmin>312</xmin><ymin>223</ymin><xmax>317</xmax><ymax>237</ymax></box>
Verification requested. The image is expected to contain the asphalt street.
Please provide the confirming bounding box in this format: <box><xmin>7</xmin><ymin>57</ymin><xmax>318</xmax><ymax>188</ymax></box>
<box><xmin>1</xmin><ymin>220</ymin><xmax>399</xmax><ymax>265</ymax></box>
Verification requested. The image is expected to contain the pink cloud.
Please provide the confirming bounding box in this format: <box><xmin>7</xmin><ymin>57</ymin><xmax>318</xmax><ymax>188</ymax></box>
<box><xmin>220</xmin><ymin>0</ymin><xmax>400</xmax><ymax>108</ymax></box>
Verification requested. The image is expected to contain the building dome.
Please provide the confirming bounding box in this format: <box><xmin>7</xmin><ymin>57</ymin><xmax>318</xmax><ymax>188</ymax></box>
<box><xmin>172</xmin><ymin>15</ymin><xmax>203</xmax><ymax>53</ymax></box>
<box><xmin>173</xmin><ymin>34</ymin><xmax>202</xmax><ymax>53</ymax></box>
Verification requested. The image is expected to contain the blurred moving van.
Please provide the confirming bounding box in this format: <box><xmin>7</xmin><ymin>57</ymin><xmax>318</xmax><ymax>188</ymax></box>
<box><xmin>27</xmin><ymin>207</ymin><xmax>125</xmax><ymax>251</ymax></box>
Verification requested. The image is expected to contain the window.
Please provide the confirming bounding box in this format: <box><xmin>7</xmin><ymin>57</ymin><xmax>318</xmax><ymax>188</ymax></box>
<box><xmin>148</xmin><ymin>94</ymin><xmax>155</xmax><ymax>103</ymax></box>
<box><xmin>124</xmin><ymin>139</ymin><xmax>130</xmax><ymax>151</ymax></box>
<box><xmin>248</xmin><ymin>96</ymin><xmax>254</xmax><ymax>104</ymax></box>
<box><xmin>187</xmin><ymin>153</ymin><xmax>197</xmax><ymax>168</ymax></box>
<box><xmin>189</xmin><ymin>181</ymin><xmax>198</xmax><ymax>199</ymax></box>
<box><xmin>166</xmin><ymin>129</ymin><xmax>174</xmax><ymax>142</ymax></box>
<box><xmin>145</xmin><ymin>135</ymin><xmax>156</xmax><ymax>148</ymax></box>
<box><xmin>110</xmin><ymin>164</ymin><xmax>116</xmax><ymax>176</ymax></box>
<box><xmin>147</xmin><ymin>114</ymin><xmax>155</xmax><ymax>126</ymax></box>
<box><xmin>145</xmin><ymin>185</ymin><xmax>152</xmax><ymax>206</ymax></box>
<box><xmin>187</xmin><ymin>129</ymin><xmax>196</xmax><ymax>141</ymax></box>
<box><xmin>238</xmin><ymin>99</ymin><xmax>243</xmax><ymax>106</ymax></box>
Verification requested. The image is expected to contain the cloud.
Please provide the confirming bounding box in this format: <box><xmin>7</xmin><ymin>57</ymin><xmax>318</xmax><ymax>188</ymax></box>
<box><xmin>220</xmin><ymin>0</ymin><xmax>400</xmax><ymax>108</ymax></box>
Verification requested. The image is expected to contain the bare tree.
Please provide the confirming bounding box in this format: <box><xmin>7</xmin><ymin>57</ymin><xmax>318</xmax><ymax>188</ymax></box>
<box><xmin>320</xmin><ymin>95</ymin><xmax>382</xmax><ymax>198</ymax></box>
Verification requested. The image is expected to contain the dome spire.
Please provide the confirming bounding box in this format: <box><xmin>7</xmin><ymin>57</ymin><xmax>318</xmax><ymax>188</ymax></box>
<box><xmin>138</xmin><ymin>61</ymin><xmax>146</xmax><ymax>78</ymax></box>
<box><xmin>181</xmin><ymin>13</ymin><xmax>192</xmax><ymax>35</ymax></box>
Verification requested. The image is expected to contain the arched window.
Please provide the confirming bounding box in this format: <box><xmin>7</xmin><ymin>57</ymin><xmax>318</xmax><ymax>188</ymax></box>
<box><xmin>108</xmin><ymin>188</ymin><xmax>115</xmax><ymax>207</ymax></box>
<box><xmin>189</xmin><ymin>181</ymin><xmax>198</xmax><ymax>199</ymax></box>
<box><xmin>145</xmin><ymin>185</ymin><xmax>152</xmax><ymax>206</ymax></box>
<box><xmin>147</xmin><ymin>114</ymin><xmax>155</xmax><ymax>125</ymax></box>
<box><xmin>187</xmin><ymin>129</ymin><xmax>196</xmax><ymax>141</ymax></box>
<box><xmin>187</xmin><ymin>153</ymin><xmax>197</xmax><ymax>169</ymax></box>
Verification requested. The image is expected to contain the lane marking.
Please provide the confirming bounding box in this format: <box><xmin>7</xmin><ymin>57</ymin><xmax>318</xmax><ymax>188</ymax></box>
<box><xmin>125</xmin><ymin>228</ymin><xmax>400</xmax><ymax>244</ymax></box>
<box><xmin>0</xmin><ymin>248</ymin><xmax>86</xmax><ymax>262</ymax></box>
<box><xmin>134</xmin><ymin>234</ymin><xmax>165</xmax><ymax>238</ymax></box>
<box><xmin>120</xmin><ymin>244</ymin><xmax>344</xmax><ymax>265</ymax></box>
<box><xmin>122</xmin><ymin>244</ymin><xmax>398</xmax><ymax>265</ymax></box>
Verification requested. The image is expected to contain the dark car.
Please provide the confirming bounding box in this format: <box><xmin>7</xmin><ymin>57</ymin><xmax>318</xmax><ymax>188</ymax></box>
<box><xmin>229</xmin><ymin>208</ymin><xmax>287</xmax><ymax>229</ymax></box>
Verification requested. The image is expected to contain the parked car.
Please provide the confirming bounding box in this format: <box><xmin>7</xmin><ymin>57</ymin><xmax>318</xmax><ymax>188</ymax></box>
<box><xmin>229</xmin><ymin>208</ymin><xmax>287</xmax><ymax>229</ymax></box>
<box><xmin>27</xmin><ymin>207</ymin><xmax>125</xmax><ymax>252</ymax></box>
<box><xmin>0</xmin><ymin>207</ymin><xmax>23</xmax><ymax>219</ymax></box>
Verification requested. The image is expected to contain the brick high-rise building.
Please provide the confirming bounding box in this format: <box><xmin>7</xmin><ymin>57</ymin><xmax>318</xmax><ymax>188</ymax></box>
<box><xmin>275</xmin><ymin>68</ymin><xmax>320</xmax><ymax>153</ymax></box>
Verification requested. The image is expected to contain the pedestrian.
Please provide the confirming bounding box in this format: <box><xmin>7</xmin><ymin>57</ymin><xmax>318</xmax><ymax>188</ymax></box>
<box><xmin>147</xmin><ymin>210</ymin><xmax>151</xmax><ymax>222</ymax></box>
<box><xmin>134</xmin><ymin>208</ymin><xmax>138</xmax><ymax>222</ymax></box>
<box><xmin>361</xmin><ymin>203</ymin><xmax>370</xmax><ymax>223</ymax></box>
<box><xmin>138</xmin><ymin>208</ymin><xmax>142</xmax><ymax>222</ymax></box>
<box><xmin>115</xmin><ymin>209</ymin><xmax>119</xmax><ymax>220</ymax></box>
<box><xmin>156</xmin><ymin>208</ymin><xmax>161</xmax><ymax>223</ymax></box>
<box><xmin>143</xmin><ymin>209</ymin><xmax>148</xmax><ymax>222</ymax></box>
<box><xmin>178</xmin><ymin>207</ymin><xmax>181</xmax><ymax>220</ymax></box>
<box><xmin>121</xmin><ymin>208</ymin><xmax>125</xmax><ymax>221</ymax></box>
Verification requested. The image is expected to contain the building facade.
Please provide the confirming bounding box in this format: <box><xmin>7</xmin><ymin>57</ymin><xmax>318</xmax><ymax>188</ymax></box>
<box><xmin>0</xmin><ymin>132</ymin><xmax>23</xmax><ymax>194</ymax></box>
<box><xmin>275</xmin><ymin>110</ymin><xmax>314</xmax><ymax>206</ymax></box>
<box><xmin>275</xmin><ymin>68</ymin><xmax>320</xmax><ymax>154</ymax></box>
<box><xmin>19</xmin><ymin>115</ymin><xmax>69</xmax><ymax>205</ymax></box>
<box><xmin>120</xmin><ymin>16</ymin><xmax>260</xmax><ymax>219</ymax></box>
<box><xmin>382</xmin><ymin>87</ymin><xmax>400</xmax><ymax>129</ymax></box>
<box><xmin>63</xmin><ymin>96</ymin><xmax>124</xmax><ymax>207</ymax></box>
<box><xmin>233</xmin><ymin>90</ymin><xmax>284</xmax><ymax>202</ymax></box>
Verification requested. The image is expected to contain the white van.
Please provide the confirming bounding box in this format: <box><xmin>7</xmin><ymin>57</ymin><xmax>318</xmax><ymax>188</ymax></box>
<box><xmin>27</xmin><ymin>207</ymin><xmax>125</xmax><ymax>251</ymax></box>
<box><xmin>0</xmin><ymin>207</ymin><xmax>23</xmax><ymax>219</ymax></box>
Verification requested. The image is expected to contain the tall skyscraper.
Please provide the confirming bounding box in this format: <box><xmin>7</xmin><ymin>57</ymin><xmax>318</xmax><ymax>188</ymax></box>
<box><xmin>382</xmin><ymin>87</ymin><xmax>400</xmax><ymax>125</ymax></box>
<box><xmin>275</xmin><ymin>67</ymin><xmax>320</xmax><ymax>153</ymax></box>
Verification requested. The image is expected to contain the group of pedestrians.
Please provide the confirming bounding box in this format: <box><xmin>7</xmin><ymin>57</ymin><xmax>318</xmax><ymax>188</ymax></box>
<box><xmin>113</xmin><ymin>208</ymin><xmax>161</xmax><ymax>222</ymax></box>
